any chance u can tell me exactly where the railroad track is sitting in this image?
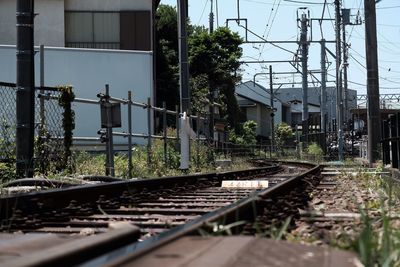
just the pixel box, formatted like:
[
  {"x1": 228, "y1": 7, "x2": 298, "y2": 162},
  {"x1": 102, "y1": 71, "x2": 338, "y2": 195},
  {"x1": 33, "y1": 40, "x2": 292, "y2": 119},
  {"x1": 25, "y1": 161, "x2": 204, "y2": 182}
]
[{"x1": 0, "y1": 161, "x2": 320, "y2": 267}]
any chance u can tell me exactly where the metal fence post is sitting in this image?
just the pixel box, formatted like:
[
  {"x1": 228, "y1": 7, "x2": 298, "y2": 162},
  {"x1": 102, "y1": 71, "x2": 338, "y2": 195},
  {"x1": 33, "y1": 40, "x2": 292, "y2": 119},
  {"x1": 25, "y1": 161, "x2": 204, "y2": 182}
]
[
  {"x1": 396, "y1": 112, "x2": 400, "y2": 169},
  {"x1": 128, "y1": 91, "x2": 133, "y2": 178},
  {"x1": 39, "y1": 45, "x2": 45, "y2": 127},
  {"x1": 38, "y1": 45, "x2": 45, "y2": 174},
  {"x1": 105, "y1": 85, "x2": 115, "y2": 177},
  {"x1": 390, "y1": 115, "x2": 398, "y2": 168},
  {"x1": 382, "y1": 119, "x2": 390, "y2": 165},
  {"x1": 196, "y1": 113, "x2": 200, "y2": 169},
  {"x1": 163, "y1": 101, "x2": 167, "y2": 165},
  {"x1": 147, "y1": 97, "x2": 152, "y2": 165}
]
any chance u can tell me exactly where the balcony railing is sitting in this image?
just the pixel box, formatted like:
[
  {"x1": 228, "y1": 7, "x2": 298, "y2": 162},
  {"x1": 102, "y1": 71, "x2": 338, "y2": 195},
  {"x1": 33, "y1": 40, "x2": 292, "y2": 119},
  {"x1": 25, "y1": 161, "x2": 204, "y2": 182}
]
[{"x1": 66, "y1": 42, "x2": 120, "y2": 50}]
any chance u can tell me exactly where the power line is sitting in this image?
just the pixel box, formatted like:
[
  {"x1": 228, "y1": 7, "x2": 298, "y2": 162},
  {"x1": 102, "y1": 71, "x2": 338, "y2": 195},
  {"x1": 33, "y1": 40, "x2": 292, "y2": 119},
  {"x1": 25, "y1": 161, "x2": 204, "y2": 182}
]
[
  {"x1": 349, "y1": 51, "x2": 400, "y2": 85},
  {"x1": 237, "y1": 24, "x2": 297, "y2": 55},
  {"x1": 259, "y1": 0, "x2": 283, "y2": 60},
  {"x1": 261, "y1": 0, "x2": 278, "y2": 39},
  {"x1": 378, "y1": 23, "x2": 400, "y2": 28},
  {"x1": 242, "y1": 0, "x2": 309, "y2": 6},
  {"x1": 265, "y1": 0, "x2": 282, "y2": 41},
  {"x1": 376, "y1": 5, "x2": 400, "y2": 10},
  {"x1": 283, "y1": 0, "x2": 325, "y2": 4},
  {"x1": 197, "y1": 0, "x2": 209, "y2": 25}
]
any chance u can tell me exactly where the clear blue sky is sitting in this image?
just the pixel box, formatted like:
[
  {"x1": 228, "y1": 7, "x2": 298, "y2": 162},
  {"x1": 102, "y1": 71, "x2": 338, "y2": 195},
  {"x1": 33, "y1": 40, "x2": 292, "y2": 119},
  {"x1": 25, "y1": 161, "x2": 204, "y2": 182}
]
[{"x1": 160, "y1": 0, "x2": 400, "y2": 101}]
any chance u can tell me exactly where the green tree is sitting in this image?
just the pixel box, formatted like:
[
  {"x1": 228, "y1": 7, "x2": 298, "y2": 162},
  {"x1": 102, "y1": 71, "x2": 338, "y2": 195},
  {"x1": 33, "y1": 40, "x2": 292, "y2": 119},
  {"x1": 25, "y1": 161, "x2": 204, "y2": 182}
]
[
  {"x1": 189, "y1": 74, "x2": 209, "y2": 115},
  {"x1": 155, "y1": 4, "x2": 179, "y2": 110},
  {"x1": 189, "y1": 27, "x2": 243, "y2": 129},
  {"x1": 228, "y1": 120, "x2": 257, "y2": 145},
  {"x1": 155, "y1": 5, "x2": 243, "y2": 131}
]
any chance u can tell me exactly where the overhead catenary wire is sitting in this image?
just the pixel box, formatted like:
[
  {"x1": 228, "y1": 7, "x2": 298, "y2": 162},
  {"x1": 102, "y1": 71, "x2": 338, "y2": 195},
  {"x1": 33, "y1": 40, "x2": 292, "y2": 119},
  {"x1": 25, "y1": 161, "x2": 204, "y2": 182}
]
[
  {"x1": 283, "y1": 0, "x2": 326, "y2": 4},
  {"x1": 197, "y1": 0, "x2": 209, "y2": 25},
  {"x1": 237, "y1": 23, "x2": 297, "y2": 55}
]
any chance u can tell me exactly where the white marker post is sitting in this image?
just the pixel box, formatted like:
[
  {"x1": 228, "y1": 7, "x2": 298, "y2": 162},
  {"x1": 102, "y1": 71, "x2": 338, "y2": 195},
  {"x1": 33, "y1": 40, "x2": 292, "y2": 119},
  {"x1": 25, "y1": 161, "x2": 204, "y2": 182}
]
[{"x1": 179, "y1": 112, "x2": 196, "y2": 170}]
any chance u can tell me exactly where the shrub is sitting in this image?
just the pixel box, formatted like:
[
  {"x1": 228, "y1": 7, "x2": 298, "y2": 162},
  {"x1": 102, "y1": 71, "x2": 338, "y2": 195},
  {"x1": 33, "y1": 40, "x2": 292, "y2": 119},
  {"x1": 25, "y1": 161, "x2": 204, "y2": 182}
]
[{"x1": 307, "y1": 142, "x2": 324, "y2": 162}]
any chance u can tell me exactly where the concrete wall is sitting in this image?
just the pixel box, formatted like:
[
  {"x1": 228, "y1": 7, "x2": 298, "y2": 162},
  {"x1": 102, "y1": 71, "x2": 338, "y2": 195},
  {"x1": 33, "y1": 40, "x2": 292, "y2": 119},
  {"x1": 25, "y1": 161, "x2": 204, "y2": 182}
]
[
  {"x1": 0, "y1": 45, "x2": 153, "y2": 147},
  {"x1": 65, "y1": 0, "x2": 152, "y2": 11},
  {"x1": 237, "y1": 94, "x2": 271, "y2": 138},
  {"x1": 0, "y1": 0, "x2": 65, "y2": 47},
  {"x1": 236, "y1": 81, "x2": 280, "y2": 132}
]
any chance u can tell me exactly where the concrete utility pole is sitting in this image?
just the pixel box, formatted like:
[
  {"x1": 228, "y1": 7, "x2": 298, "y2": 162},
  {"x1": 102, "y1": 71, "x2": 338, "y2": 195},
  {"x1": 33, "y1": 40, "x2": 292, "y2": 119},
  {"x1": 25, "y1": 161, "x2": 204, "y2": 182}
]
[
  {"x1": 16, "y1": 0, "x2": 35, "y2": 177},
  {"x1": 342, "y1": 23, "x2": 349, "y2": 125},
  {"x1": 269, "y1": 65, "x2": 275, "y2": 149},
  {"x1": 334, "y1": 0, "x2": 344, "y2": 160},
  {"x1": 178, "y1": 0, "x2": 190, "y2": 114},
  {"x1": 300, "y1": 13, "x2": 309, "y2": 139},
  {"x1": 209, "y1": 0, "x2": 214, "y2": 140},
  {"x1": 320, "y1": 39, "x2": 327, "y2": 135},
  {"x1": 364, "y1": 0, "x2": 381, "y2": 165},
  {"x1": 177, "y1": 0, "x2": 191, "y2": 170},
  {"x1": 209, "y1": 0, "x2": 214, "y2": 33}
]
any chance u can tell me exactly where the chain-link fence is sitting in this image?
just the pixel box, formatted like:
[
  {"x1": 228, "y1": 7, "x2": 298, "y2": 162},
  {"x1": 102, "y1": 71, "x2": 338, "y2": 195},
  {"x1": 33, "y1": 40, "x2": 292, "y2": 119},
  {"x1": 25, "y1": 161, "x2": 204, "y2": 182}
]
[
  {"x1": 0, "y1": 83, "x2": 17, "y2": 163},
  {"x1": 0, "y1": 82, "x2": 69, "y2": 173}
]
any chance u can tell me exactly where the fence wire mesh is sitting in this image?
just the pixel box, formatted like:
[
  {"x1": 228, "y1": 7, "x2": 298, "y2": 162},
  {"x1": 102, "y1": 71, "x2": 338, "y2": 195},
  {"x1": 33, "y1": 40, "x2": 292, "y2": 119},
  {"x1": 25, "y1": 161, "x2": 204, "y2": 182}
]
[
  {"x1": 35, "y1": 88, "x2": 66, "y2": 172},
  {"x1": 0, "y1": 83, "x2": 17, "y2": 162},
  {"x1": 0, "y1": 82, "x2": 67, "y2": 173}
]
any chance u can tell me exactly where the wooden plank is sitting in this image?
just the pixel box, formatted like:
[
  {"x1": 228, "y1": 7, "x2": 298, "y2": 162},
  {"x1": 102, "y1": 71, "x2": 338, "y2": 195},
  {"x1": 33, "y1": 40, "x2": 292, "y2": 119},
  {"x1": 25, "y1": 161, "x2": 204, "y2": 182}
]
[{"x1": 118, "y1": 236, "x2": 362, "y2": 267}]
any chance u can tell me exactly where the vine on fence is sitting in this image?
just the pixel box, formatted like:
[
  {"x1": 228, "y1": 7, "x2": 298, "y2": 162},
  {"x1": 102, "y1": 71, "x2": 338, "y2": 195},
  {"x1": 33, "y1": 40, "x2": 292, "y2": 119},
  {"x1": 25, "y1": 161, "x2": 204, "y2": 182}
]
[{"x1": 58, "y1": 85, "x2": 75, "y2": 169}]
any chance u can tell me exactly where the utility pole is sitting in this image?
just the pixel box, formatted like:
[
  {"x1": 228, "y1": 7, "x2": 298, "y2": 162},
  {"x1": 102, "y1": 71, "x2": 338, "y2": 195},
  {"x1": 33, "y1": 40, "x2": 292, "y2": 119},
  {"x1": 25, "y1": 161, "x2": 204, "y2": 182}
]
[
  {"x1": 209, "y1": 0, "x2": 214, "y2": 140},
  {"x1": 269, "y1": 65, "x2": 275, "y2": 150},
  {"x1": 320, "y1": 39, "x2": 327, "y2": 135},
  {"x1": 334, "y1": 0, "x2": 344, "y2": 160},
  {"x1": 342, "y1": 23, "x2": 349, "y2": 126},
  {"x1": 178, "y1": 0, "x2": 190, "y2": 114},
  {"x1": 209, "y1": 0, "x2": 214, "y2": 33},
  {"x1": 177, "y1": 0, "x2": 191, "y2": 170},
  {"x1": 300, "y1": 13, "x2": 309, "y2": 140},
  {"x1": 16, "y1": 0, "x2": 35, "y2": 177},
  {"x1": 364, "y1": 0, "x2": 381, "y2": 165}
]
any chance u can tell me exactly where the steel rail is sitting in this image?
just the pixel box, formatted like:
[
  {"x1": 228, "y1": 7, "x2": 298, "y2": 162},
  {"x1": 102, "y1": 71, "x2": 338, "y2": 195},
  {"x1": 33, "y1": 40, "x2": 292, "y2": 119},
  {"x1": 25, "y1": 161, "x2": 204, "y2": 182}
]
[
  {"x1": 0, "y1": 162, "x2": 319, "y2": 267},
  {"x1": 0, "y1": 164, "x2": 281, "y2": 222},
  {"x1": 89, "y1": 162, "x2": 320, "y2": 267}
]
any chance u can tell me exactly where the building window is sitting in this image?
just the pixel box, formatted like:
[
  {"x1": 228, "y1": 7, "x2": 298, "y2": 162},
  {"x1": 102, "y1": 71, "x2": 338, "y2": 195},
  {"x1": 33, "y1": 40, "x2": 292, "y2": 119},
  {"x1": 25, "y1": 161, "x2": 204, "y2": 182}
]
[
  {"x1": 65, "y1": 11, "x2": 151, "y2": 51},
  {"x1": 65, "y1": 12, "x2": 120, "y2": 49}
]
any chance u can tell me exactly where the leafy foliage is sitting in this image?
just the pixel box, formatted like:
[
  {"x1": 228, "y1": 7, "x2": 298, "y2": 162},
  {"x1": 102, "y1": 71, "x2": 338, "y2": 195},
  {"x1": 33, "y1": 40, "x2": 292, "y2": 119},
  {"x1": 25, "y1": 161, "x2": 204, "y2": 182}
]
[
  {"x1": 307, "y1": 142, "x2": 324, "y2": 162},
  {"x1": 229, "y1": 120, "x2": 258, "y2": 145},
  {"x1": 189, "y1": 27, "x2": 243, "y2": 128},
  {"x1": 0, "y1": 162, "x2": 16, "y2": 182},
  {"x1": 274, "y1": 122, "x2": 294, "y2": 147},
  {"x1": 155, "y1": 4, "x2": 179, "y2": 110},
  {"x1": 274, "y1": 122, "x2": 294, "y2": 156},
  {"x1": 58, "y1": 85, "x2": 75, "y2": 169},
  {"x1": 155, "y1": 4, "x2": 243, "y2": 130},
  {"x1": 189, "y1": 74, "x2": 210, "y2": 115}
]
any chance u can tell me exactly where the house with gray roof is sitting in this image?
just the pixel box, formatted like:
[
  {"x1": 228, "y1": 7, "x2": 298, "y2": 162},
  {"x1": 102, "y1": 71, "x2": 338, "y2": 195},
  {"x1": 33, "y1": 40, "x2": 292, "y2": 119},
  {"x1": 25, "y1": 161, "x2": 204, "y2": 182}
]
[{"x1": 235, "y1": 81, "x2": 291, "y2": 139}]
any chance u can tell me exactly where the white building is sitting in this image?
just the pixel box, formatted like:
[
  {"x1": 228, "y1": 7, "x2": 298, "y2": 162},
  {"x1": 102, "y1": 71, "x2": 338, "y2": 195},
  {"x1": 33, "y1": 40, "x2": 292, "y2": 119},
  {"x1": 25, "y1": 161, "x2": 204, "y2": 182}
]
[
  {"x1": 0, "y1": 0, "x2": 158, "y2": 51},
  {"x1": 0, "y1": 0, "x2": 160, "y2": 148}
]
